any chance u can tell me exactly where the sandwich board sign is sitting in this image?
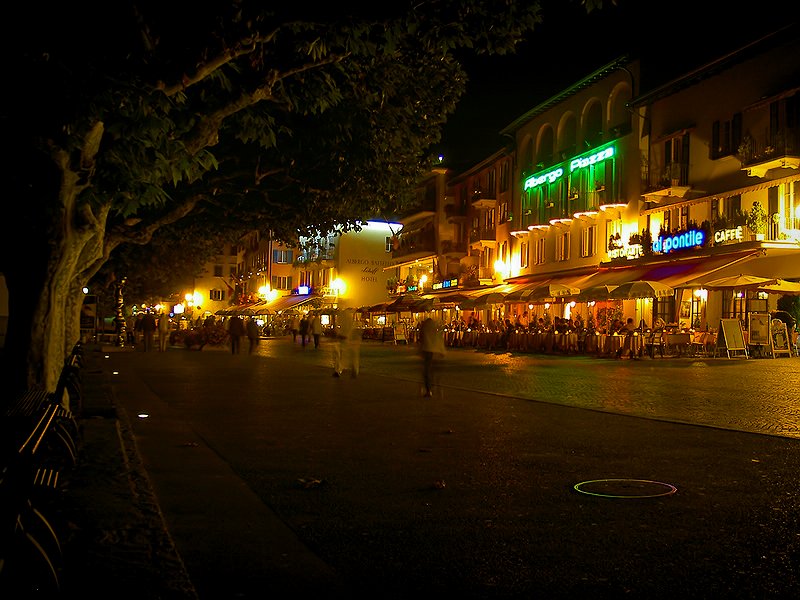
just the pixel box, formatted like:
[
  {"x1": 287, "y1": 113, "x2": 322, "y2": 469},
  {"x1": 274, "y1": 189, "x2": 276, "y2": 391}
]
[{"x1": 716, "y1": 319, "x2": 748, "y2": 359}]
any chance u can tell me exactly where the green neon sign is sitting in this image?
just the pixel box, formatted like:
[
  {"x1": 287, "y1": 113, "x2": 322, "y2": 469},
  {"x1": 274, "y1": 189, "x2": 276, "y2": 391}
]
[
  {"x1": 524, "y1": 167, "x2": 563, "y2": 190},
  {"x1": 569, "y1": 146, "x2": 614, "y2": 171},
  {"x1": 523, "y1": 144, "x2": 616, "y2": 191}
]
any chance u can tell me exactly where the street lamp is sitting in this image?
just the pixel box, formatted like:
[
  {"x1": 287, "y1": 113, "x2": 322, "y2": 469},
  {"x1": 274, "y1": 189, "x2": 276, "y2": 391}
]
[{"x1": 331, "y1": 278, "x2": 346, "y2": 307}]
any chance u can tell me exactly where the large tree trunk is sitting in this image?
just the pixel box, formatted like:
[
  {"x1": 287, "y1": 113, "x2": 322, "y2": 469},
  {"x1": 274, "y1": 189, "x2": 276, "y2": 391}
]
[{"x1": 2, "y1": 149, "x2": 109, "y2": 410}]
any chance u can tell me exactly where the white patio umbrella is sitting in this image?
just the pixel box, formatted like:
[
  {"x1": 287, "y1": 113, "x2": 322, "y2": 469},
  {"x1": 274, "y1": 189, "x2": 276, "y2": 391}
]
[
  {"x1": 693, "y1": 274, "x2": 778, "y2": 290},
  {"x1": 757, "y1": 279, "x2": 800, "y2": 295},
  {"x1": 576, "y1": 284, "x2": 618, "y2": 302},
  {"x1": 608, "y1": 280, "x2": 674, "y2": 299},
  {"x1": 527, "y1": 283, "x2": 581, "y2": 301}
]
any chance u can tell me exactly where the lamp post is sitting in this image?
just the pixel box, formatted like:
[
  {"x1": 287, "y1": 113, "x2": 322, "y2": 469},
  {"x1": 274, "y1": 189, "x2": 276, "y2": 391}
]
[{"x1": 114, "y1": 277, "x2": 127, "y2": 347}]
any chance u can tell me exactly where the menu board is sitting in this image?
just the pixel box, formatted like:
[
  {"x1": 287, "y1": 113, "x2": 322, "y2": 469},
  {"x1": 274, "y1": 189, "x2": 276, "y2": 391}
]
[
  {"x1": 717, "y1": 318, "x2": 748, "y2": 358},
  {"x1": 748, "y1": 313, "x2": 771, "y2": 346},
  {"x1": 771, "y1": 320, "x2": 792, "y2": 357}
]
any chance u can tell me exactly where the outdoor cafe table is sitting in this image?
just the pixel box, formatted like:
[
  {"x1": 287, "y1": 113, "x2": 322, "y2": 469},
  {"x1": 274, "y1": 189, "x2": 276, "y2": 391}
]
[
  {"x1": 595, "y1": 333, "x2": 645, "y2": 357},
  {"x1": 691, "y1": 331, "x2": 716, "y2": 356},
  {"x1": 553, "y1": 332, "x2": 579, "y2": 353},
  {"x1": 665, "y1": 332, "x2": 692, "y2": 356},
  {"x1": 597, "y1": 334, "x2": 623, "y2": 356}
]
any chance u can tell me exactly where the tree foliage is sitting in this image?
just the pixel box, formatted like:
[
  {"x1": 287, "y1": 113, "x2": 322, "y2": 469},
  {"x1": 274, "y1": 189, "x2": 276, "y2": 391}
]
[{"x1": 1, "y1": 0, "x2": 545, "y2": 395}]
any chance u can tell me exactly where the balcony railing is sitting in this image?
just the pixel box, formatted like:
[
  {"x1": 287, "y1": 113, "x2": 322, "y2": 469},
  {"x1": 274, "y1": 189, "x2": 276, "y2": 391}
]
[
  {"x1": 645, "y1": 161, "x2": 689, "y2": 192},
  {"x1": 392, "y1": 227, "x2": 436, "y2": 259},
  {"x1": 469, "y1": 228, "x2": 496, "y2": 244},
  {"x1": 440, "y1": 239, "x2": 467, "y2": 255},
  {"x1": 738, "y1": 129, "x2": 798, "y2": 174}
]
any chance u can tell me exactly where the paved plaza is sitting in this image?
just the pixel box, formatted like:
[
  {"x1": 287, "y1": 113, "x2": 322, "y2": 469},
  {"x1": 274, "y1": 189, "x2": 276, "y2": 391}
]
[{"x1": 60, "y1": 338, "x2": 800, "y2": 598}]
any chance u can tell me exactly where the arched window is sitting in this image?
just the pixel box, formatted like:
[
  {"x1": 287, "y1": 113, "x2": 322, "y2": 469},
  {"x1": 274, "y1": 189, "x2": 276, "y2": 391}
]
[
  {"x1": 536, "y1": 126, "x2": 555, "y2": 169},
  {"x1": 558, "y1": 113, "x2": 577, "y2": 161},
  {"x1": 583, "y1": 101, "x2": 604, "y2": 149}
]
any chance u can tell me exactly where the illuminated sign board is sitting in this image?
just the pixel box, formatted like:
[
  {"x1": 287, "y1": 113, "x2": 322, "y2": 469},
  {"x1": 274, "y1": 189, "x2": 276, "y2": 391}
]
[
  {"x1": 652, "y1": 229, "x2": 705, "y2": 254},
  {"x1": 569, "y1": 146, "x2": 614, "y2": 172},
  {"x1": 432, "y1": 278, "x2": 458, "y2": 291},
  {"x1": 714, "y1": 227, "x2": 743, "y2": 243},
  {"x1": 608, "y1": 244, "x2": 643, "y2": 260},
  {"x1": 524, "y1": 145, "x2": 615, "y2": 191},
  {"x1": 524, "y1": 168, "x2": 563, "y2": 190}
]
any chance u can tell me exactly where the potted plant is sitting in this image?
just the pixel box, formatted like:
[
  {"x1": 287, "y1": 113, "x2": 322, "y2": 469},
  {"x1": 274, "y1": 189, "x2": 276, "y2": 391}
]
[{"x1": 747, "y1": 201, "x2": 767, "y2": 240}]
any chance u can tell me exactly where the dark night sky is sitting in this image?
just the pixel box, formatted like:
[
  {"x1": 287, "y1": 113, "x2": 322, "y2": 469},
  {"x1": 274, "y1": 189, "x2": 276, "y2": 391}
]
[{"x1": 437, "y1": 0, "x2": 798, "y2": 171}]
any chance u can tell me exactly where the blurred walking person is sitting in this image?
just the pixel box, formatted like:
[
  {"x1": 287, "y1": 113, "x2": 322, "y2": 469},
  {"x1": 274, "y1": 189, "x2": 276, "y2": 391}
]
[
  {"x1": 141, "y1": 311, "x2": 157, "y2": 352},
  {"x1": 228, "y1": 315, "x2": 245, "y2": 354},
  {"x1": 299, "y1": 314, "x2": 310, "y2": 348},
  {"x1": 246, "y1": 317, "x2": 260, "y2": 354},
  {"x1": 158, "y1": 311, "x2": 170, "y2": 352},
  {"x1": 310, "y1": 313, "x2": 323, "y2": 349},
  {"x1": 419, "y1": 314, "x2": 445, "y2": 397},
  {"x1": 333, "y1": 308, "x2": 361, "y2": 378}
]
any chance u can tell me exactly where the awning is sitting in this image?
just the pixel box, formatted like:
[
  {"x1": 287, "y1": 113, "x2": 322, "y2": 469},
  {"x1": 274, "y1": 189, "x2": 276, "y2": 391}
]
[
  {"x1": 579, "y1": 250, "x2": 761, "y2": 290},
  {"x1": 382, "y1": 254, "x2": 437, "y2": 271},
  {"x1": 216, "y1": 303, "x2": 261, "y2": 316},
  {"x1": 504, "y1": 272, "x2": 596, "y2": 303},
  {"x1": 259, "y1": 294, "x2": 322, "y2": 313},
  {"x1": 642, "y1": 173, "x2": 800, "y2": 215},
  {"x1": 397, "y1": 217, "x2": 434, "y2": 235},
  {"x1": 386, "y1": 295, "x2": 433, "y2": 313}
]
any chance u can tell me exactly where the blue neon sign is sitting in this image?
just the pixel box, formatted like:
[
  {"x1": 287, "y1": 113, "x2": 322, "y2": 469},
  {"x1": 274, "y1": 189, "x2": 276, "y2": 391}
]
[{"x1": 652, "y1": 229, "x2": 705, "y2": 254}]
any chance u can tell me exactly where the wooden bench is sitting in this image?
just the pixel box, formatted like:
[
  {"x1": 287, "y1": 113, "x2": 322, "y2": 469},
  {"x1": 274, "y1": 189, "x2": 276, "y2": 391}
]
[
  {"x1": 1, "y1": 403, "x2": 66, "y2": 595},
  {"x1": 6, "y1": 347, "x2": 84, "y2": 468}
]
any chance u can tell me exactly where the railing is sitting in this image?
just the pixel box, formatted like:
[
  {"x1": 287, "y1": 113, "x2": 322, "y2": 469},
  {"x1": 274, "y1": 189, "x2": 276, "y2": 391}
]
[
  {"x1": 440, "y1": 239, "x2": 467, "y2": 254},
  {"x1": 739, "y1": 128, "x2": 798, "y2": 166},
  {"x1": 469, "y1": 228, "x2": 496, "y2": 244},
  {"x1": 392, "y1": 228, "x2": 436, "y2": 259}
]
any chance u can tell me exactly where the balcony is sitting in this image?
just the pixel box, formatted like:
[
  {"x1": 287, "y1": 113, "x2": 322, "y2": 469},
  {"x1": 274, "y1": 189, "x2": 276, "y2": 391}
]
[
  {"x1": 440, "y1": 239, "x2": 467, "y2": 256},
  {"x1": 643, "y1": 162, "x2": 691, "y2": 200},
  {"x1": 469, "y1": 227, "x2": 497, "y2": 250},
  {"x1": 739, "y1": 129, "x2": 799, "y2": 177},
  {"x1": 444, "y1": 203, "x2": 468, "y2": 222},
  {"x1": 471, "y1": 189, "x2": 497, "y2": 210},
  {"x1": 392, "y1": 221, "x2": 436, "y2": 261}
]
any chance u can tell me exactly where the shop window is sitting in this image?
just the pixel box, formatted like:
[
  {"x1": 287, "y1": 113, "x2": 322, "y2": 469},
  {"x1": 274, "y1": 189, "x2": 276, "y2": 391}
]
[
  {"x1": 520, "y1": 241, "x2": 529, "y2": 268},
  {"x1": 272, "y1": 275, "x2": 293, "y2": 290},
  {"x1": 581, "y1": 226, "x2": 596, "y2": 258},
  {"x1": 710, "y1": 113, "x2": 742, "y2": 159},
  {"x1": 484, "y1": 209, "x2": 495, "y2": 230},
  {"x1": 556, "y1": 232, "x2": 570, "y2": 262},
  {"x1": 500, "y1": 162, "x2": 510, "y2": 193},
  {"x1": 272, "y1": 249, "x2": 293, "y2": 263},
  {"x1": 498, "y1": 200, "x2": 509, "y2": 223},
  {"x1": 654, "y1": 297, "x2": 675, "y2": 326},
  {"x1": 535, "y1": 238, "x2": 546, "y2": 265},
  {"x1": 662, "y1": 210, "x2": 671, "y2": 235}
]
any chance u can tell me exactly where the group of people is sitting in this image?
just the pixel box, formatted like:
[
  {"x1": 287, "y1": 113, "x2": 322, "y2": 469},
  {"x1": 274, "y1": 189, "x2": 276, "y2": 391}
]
[
  {"x1": 127, "y1": 311, "x2": 171, "y2": 352},
  {"x1": 290, "y1": 313, "x2": 323, "y2": 349},
  {"x1": 225, "y1": 315, "x2": 262, "y2": 354}
]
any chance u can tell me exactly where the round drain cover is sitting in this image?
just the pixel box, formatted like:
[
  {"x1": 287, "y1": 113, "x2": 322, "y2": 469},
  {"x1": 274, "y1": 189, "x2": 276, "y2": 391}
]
[{"x1": 574, "y1": 478, "x2": 677, "y2": 499}]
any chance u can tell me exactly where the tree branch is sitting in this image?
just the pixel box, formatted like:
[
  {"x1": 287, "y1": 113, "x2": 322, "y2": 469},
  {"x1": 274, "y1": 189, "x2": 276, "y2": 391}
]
[
  {"x1": 107, "y1": 194, "x2": 205, "y2": 247},
  {"x1": 156, "y1": 29, "x2": 281, "y2": 97}
]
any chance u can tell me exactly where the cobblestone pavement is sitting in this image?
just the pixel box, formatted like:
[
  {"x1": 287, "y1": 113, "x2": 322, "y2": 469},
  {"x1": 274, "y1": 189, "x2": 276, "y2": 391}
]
[
  {"x1": 258, "y1": 339, "x2": 800, "y2": 439},
  {"x1": 83, "y1": 337, "x2": 800, "y2": 599}
]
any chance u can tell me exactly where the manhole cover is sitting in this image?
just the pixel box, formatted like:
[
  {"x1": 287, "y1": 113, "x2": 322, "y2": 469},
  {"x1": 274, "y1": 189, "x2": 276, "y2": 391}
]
[{"x1": 574, "y1": 478, "x2": 677, "y2": 499}]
